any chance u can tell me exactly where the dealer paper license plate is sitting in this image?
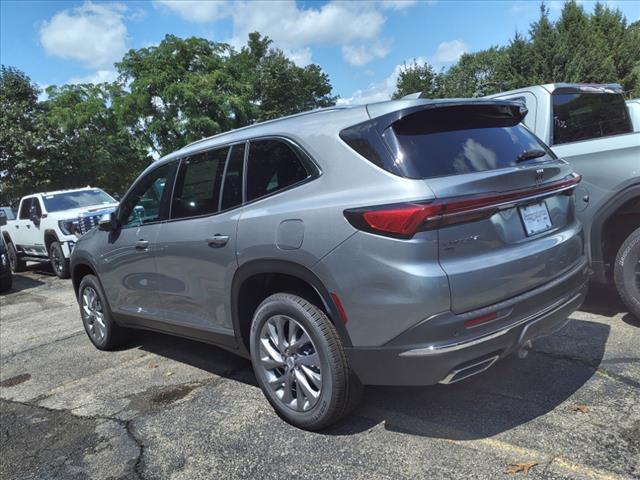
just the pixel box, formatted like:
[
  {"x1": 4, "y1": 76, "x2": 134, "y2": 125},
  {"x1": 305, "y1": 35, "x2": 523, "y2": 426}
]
[{"x1": 519, "y1": 202, "x2": 552, "y2": 236}]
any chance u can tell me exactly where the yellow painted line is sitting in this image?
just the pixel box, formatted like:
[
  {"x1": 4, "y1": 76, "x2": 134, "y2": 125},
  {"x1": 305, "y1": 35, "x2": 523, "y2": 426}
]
[{"x1": 452, "y1": 437, "x2": 626, "y2": 480}]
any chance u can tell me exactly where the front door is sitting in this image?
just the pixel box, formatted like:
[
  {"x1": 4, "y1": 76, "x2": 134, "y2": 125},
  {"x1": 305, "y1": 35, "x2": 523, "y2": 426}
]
[
  {"x1": 154, "y1": 144, "x2": 245, "y2": 335},
  {"x1": 99, "y1": 161, "x2": 178, "y2": 322}
]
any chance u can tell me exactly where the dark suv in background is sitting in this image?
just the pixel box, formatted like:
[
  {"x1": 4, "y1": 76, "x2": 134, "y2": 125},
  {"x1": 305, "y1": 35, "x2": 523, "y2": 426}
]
[{"x1": 71, "y1": 98, "x2": 589, "y2": 429}]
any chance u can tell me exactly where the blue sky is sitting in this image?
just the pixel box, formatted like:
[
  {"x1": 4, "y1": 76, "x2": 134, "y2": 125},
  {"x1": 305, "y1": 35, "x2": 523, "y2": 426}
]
[{"x1": 1, "y1": 0, "x2": 639, "y2": 104}]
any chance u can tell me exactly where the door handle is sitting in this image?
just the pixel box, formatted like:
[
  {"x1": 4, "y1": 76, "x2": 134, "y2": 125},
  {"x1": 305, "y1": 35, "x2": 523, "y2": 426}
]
[
  {"x1": 206, "y1": 234, "x2": 229, "y2": 248},
  {"x1": 135, "y1": 240, "x2": 149, "y2": 250}
]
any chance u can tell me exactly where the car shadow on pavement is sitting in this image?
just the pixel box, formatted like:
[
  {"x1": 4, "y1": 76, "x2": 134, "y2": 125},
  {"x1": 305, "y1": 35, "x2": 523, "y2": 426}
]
[
  {"x1": 125, "y1": 331, "x2": 253, "y2": 381},
  {"x1": 2, "y1": 274, "x2": 46, "y2": 295},
  {"x1": 326, "y1": 318, "x2": 609, "y2": 440},
  {"x1": 120, "y1": 316, "x2": 609, "y2": 442},
  {"x1": 580, "y1": 282, "x2": 627, "y2": 318}
]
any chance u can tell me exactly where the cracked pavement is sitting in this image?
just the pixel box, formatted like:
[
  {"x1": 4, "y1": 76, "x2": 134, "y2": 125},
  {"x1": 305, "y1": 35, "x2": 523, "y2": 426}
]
[{"x1": 1, "y1": 265, "x2": 639, "y2": 479}]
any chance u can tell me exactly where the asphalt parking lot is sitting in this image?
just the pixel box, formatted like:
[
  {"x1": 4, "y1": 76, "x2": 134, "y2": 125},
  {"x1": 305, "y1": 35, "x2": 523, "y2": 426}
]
[{"x1": 1, "y1": 266, "x2": 638, "y2": 480}]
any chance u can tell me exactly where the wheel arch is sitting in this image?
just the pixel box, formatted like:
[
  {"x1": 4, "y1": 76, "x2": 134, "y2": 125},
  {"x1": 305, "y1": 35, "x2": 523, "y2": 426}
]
[
  {"x1": 71, "y1": 261, "x2": 98, "y2": 298},
  {"x1": 2, "y1": 231, "x2": 12, "y2": 245},
  {"x1": 44, "y1": 229, "x2": 60, "y2": 254},
  {"x1": 231, "y1": 259, "x2": 352, "y2": 357},
  {"x1": 590, "y1": 184, "x2": 640, "y2": 283}
]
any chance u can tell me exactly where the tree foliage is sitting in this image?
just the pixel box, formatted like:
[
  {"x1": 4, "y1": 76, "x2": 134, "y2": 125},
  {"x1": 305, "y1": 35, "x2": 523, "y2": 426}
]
[
  {"x1": 393, "y1": 1, "x2": 640, "y2": 99},
  {"x1": 1, "y1": 33, "x2": 336, "y2": 204}
]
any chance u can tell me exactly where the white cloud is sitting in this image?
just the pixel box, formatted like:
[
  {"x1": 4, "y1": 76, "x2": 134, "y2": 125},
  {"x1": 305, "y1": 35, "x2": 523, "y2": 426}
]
[
  {"x1": 39, "y1": 2, "x2": 128, "y2": 69},
  {"x1": 380, "y1": 0, "x2": 418, "y2": 11},
  {"x1": 342, "y1": 40, "x2": 392, "y2": 67},
  {"x1": 338, "y1": 57, "x2": 428, "y2": 105},
  {"x1": 431, "y1": 39, "x2": 467, "y2": 65},
  {"x1": 231, "y1": 1, "x2": 385, "y2": 50},
  {"x1": 164, "y1": 1, "x2": 405, "y2": 66},
  {"x1": 154, "y1": 0, "x2": 230, "y2": 23},
  {"x1": 282, "y1": 47, "x2": 312, "y2": 67},
  {"x1": 69, "y1": 69, "x2": 119, "y2": 84}
]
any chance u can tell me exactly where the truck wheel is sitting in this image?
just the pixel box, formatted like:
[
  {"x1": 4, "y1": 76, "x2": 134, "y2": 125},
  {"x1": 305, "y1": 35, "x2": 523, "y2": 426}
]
[
  {"x1": 614, "y1": 227, "x2": 640, "y2": 320},
  {"x1": 49, "y1": 242, "x2": 70, "y2": 279},
  {"x1": 250, "y1": 293, "x2": 362, "y2": 430},
  {"x1": 7, "y1": 243, "x2": 26, "y2": 273},
  {"x1": 79, "y1": 274, "x2": 129, "y2": 350}
]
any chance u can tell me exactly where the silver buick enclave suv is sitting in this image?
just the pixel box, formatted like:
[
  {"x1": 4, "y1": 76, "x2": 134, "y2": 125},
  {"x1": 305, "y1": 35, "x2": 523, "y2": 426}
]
[{"x1": 71, "y1": 98, "x2": 589, "y2": 430}]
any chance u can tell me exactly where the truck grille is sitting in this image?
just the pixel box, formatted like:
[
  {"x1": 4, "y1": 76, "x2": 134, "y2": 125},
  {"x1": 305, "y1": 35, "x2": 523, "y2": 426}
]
[{"x1": 76, "y1": 215, "x2": 101, "y2": 235}]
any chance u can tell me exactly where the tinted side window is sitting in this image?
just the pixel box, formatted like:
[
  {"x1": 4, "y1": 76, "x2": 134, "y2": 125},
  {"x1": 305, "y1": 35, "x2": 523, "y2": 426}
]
[
  {"x1": 221, "y1": 143, "x2": 245, "y2": 210},
  {"x1": 246, "y1": 140, "x2": 309, "y2": 202},
  {"x1": 31, "y1": 198, "x2": 42, "y2": 217},
  {"x1": 552, "y1": 93, "x2": 632, "y2": 145},
  {"x1": 119, "y1": 161, "x2": 178, "y2": 227},
  {"x1": 19, "y1": 198, "x2": 33, "y2": 219},
  {"x1": 171, "y1": 147, "x2": 228, "y2": 219}
]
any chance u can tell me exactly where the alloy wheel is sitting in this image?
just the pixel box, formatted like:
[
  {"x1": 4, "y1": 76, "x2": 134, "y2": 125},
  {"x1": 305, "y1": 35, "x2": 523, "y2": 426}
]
[
  {"x1": 51, "y1": 247, "x2": 63, "y2": 274},
  {"x1": 257, "y1": 314, "x2": 322, "y2": 412},
  {"x1": 82, "y1": 286, "x2": 106, "y2": 343}
]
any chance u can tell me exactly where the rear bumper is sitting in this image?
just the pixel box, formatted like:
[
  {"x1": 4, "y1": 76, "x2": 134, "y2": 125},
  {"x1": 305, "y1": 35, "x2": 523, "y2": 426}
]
[{"x1": 346, "y1": 257, "x2": 590, "y2": 386}]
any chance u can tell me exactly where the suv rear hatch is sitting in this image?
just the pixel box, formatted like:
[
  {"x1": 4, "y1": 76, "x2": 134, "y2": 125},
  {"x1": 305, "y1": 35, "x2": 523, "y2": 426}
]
[{"x1": 342, "y1": 100, "x2": 583, "y2": 313}]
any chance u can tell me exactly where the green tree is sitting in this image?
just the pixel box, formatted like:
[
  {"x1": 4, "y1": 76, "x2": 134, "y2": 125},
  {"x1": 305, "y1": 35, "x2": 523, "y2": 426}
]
[
  {"x1": 116, "y1": 33, "x2": 336, "y2": 156},
  {"x1": 392, "y1": 61, "x2": 440, "y2": 99},
  {"x1": 116, "y1": 35, "x2": 249, "y2": 157},
  {"x1": 43, "y1": 83, "x2": 150, "y2": 197},
  {"x1": 528, "y1": 2, "x2": 559, "y2": 84},
  {"x1": 0, "y1": 66, "x2": 48, "y2": 205},
  {"x1": 439, "y1": 47, "x2": 507, "y2": 97}
]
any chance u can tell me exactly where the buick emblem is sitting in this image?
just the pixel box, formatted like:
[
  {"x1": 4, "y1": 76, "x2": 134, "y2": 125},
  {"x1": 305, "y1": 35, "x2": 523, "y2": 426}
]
[{"x1": 535, "y1": 168, "x2": 544, "y2": 185}]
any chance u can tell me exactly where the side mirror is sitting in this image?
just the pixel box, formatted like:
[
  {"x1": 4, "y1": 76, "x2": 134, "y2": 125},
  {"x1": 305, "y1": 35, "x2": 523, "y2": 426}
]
[
  {"x1": 0, "y1": 213, "x2": 6, "y2": 227},
  {"x1": 98, "y1": 212, "x2": 118, "y2": 231},
  {"x1": 30, "y1": 213, "x2": 40, "y2": 226}
]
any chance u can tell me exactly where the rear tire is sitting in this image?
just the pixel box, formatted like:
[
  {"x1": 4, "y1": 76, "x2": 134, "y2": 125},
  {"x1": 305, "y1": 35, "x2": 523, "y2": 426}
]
[
  {"x1": 49, "y1": 242, "x2": 70, "y2": 279},
  {"x1": 614, "y1": 227, "x2": 640, "y2": 320},
  {"x1": 7, "y1": 243, "x2": 26, "y2": 273},
  {"x1": 250, "y1": 293, "x2": 362, "y2": 431},
  {"x1": 78, "y1": 274, "x2": 129, "y2": 350}
]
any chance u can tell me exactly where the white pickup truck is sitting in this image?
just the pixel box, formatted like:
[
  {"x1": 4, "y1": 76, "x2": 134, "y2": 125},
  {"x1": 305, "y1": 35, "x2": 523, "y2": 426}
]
[
  {"x1": 487, "y1": 83, "x2": 640, "y2": 318},
  {"x1": 0, "y1": 187, "x2": 118, "y2": 278}
]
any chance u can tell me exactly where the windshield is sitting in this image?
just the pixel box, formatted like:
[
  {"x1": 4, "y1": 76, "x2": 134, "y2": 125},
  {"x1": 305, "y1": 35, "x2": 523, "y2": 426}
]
[
  {"x1": 552, "y1": 92, "x2": 632, "y2": 145},
  {"x1": 42, "y1": 190, "x2": 115, "y2": 212}
]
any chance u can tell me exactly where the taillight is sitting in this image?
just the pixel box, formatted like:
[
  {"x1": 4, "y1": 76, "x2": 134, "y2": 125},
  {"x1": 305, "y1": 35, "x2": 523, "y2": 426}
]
[{"x1": 344, "y1": 173, "x2": 581, "y2": 238}]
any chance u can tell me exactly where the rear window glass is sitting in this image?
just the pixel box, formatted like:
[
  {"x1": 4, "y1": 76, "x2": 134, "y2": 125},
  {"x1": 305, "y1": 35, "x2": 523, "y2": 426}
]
[
  {"x1": 552, "y1": 93, "x2": 632, "y2": 145},
  {"x1": 381, "y1": 105, "x2": 554, "y2": 179}
]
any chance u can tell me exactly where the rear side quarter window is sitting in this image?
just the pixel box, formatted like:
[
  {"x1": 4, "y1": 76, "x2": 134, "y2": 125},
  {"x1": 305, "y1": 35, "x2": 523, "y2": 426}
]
[
  {"x1": 246, "y1": 139, "x2": 312, "y2": 202},
  {"x1": 552, "y1": 92, "x2": 632, "y2": 145}
]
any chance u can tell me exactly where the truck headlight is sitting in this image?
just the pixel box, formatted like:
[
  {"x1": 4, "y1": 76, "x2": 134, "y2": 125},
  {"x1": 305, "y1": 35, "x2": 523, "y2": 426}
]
[
  {"x1": 1, "y1": 253, "x2": 6, "y2": 266},
  {"x1": 59, "y1": 219, "x2": 79, "y2": 236}
]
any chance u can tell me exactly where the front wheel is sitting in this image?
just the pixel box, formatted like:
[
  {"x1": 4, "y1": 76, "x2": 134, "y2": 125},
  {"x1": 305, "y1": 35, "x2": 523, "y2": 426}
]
[
  {"x1": 7, "y1": 243, "x2": 26, "y2": 273},
  {"x1": 78, "y1": 274, "x2": 129, "y2": 350},
  {"x1": 614, "y1": 227, "x2": 640, "y2": 320},
  {"x1": 250, "y1": 293, "x2": 362, "y2": 430},
  {"x1": 49, "y1": 242, "x2": 70, "y2": 279}
]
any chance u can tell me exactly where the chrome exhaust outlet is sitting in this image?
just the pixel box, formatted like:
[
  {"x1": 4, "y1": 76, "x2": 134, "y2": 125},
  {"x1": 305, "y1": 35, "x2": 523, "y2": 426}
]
[
  {"x1": 517, "y1": 340, "x2": 533, "y2": 359},
  {"x1": 439, "y1": 355, "x2": 500, "y2": 385}
]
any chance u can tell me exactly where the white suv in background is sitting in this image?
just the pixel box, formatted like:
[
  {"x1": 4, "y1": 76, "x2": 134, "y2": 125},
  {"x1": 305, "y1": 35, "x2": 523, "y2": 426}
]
[{"x1": 0, "y1": 187, "x2": 118, "y2": 278}]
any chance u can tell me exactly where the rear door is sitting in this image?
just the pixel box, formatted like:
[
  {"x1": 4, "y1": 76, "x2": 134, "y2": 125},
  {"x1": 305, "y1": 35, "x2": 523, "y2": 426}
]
[{"x1": 376, "y1": 102, "x2": 583, "y2": 312}]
